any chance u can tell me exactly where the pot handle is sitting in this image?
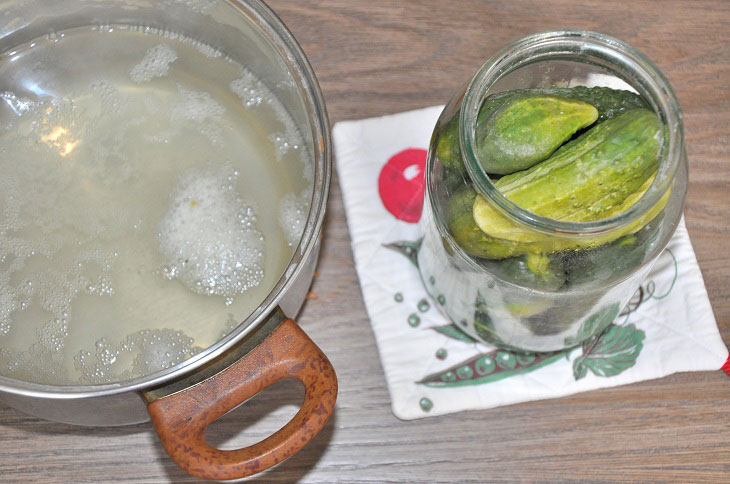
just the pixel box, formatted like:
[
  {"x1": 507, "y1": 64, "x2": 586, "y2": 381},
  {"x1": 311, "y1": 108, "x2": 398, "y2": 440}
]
[{"x1": 147, "y1": 318, "x2": 337, "y2": 481}]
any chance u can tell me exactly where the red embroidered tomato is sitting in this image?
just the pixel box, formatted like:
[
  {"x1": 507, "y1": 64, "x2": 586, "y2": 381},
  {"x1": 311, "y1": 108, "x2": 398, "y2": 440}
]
[{"x1": 378, "y1": 148, "x2": 427, "y2": 223}]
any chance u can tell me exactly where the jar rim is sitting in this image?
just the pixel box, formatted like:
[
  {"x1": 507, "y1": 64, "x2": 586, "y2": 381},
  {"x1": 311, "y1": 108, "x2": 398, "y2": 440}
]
[{"x1": 460, "y1": 30, "x2": 684, "y2": 236}]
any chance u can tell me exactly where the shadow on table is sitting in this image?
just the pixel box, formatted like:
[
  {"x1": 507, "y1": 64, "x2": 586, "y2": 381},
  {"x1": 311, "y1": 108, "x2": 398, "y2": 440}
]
[
  {"x1": 0, "y1": 402, "x2": 149, "y2": 437},
  {"x1": 0, "y1": 375, "x2": 335, "y2": 482}
]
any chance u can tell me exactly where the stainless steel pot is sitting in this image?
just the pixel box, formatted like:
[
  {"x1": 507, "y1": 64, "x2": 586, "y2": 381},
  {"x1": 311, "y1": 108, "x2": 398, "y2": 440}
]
[{"x1": 0, "y1": 1, "x2": 336, "y2": 480}]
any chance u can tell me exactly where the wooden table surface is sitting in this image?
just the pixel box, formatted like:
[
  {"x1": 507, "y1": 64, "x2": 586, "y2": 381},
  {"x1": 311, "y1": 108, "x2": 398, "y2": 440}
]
[{"x1": 2, "y1": 1, "x2": 730, "y2": 482}]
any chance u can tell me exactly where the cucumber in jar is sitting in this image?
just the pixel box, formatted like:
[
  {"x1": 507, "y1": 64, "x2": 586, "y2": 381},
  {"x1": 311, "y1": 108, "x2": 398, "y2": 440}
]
[
  {"x1": 472, "y1": 108, "x2": 665, "y2": 247},
  {"x1": 475, "y1": 94, "x2": 598, "y2": 174},
  {"x1": 562, "y1": 213, "x2": 665, "y2": 287},
  {"x1": 434, "y1": 86, "x2": 647, "y2": 176}
]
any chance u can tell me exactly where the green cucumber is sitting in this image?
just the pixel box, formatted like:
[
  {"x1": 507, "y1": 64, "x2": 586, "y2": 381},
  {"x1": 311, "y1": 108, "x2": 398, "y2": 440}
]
[
  {"x1": 445, "y1": 186, "x2": 522, "y2": 259},
  {"x1": 477, "y1": 86, "x2": 647, "y2": 125},
  {"x1": 435, "y1": 114, "x2": 464, "y2": 173},
  {"x1": 483, "y1": 253, "x2": 566, "y2": 291},
  {"x1": 447, "y1": 177, "x2": 668, "y2": 260},
  {"x1": 562, "y1": 213, "x2": 664, "y2": 287},
  {"x1": 476, "y1": 95, "x2": 598, "y2": 174},
  {"x1": 434, "y1": 86, "x2": 646, "y2": 174},
  {"x1": 542, "y1": 86, "x2": 648, "y2": 123},
  {"x1": 473, "y1": 108, "x2": 663, "y2": 243}
]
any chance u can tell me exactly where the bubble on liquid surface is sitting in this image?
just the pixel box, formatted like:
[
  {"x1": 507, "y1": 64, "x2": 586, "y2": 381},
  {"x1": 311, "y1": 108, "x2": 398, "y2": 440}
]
[
  {"x1": 131, "y1": 328, "x2": 197, "y2": 375},
  {"x1": 2, "y1": 343, "x2": 66, "y2": 383},
  {"x1": 0, "y1": 83, "x2": 125, "y2": 338},
  {"x1": 159, "y1": 167, "x2": 265, "y2": 298},
  {"x1": 130, "y1": 43, "x2": 178, "y2": 83},
  {"x1": 0, "y1": 290, "x2": 16, "y2": 335},
  {"x1": 171, "y1": 85, "x2": 225, "y2": 123},
  {"x1": 74, "y1": 328, "x2": 202, "y2": 384},
  {"x1": 229, "y1": 68, "x2": 309, "y2": 177},
  {"x1": 37, "y1": 317, "x2": 68, "y2": 352},
  {"x1": 279, "y1": 190, "x2": 309, "y2": 247},
  {"x1": 229, "y1": 69, "x2": 271, "y2": 108},
  {"x1": 270, "y1": 132, "x2": 301, "y2": 160}
]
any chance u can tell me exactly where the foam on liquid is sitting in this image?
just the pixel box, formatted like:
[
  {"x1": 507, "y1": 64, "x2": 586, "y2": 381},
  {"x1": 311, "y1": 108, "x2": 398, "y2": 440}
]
[
  {"x1": 159, "y1": 167, "x2": 265, "y2": 300},
  {"x1": 0, "y1": 27, "x2": 313, "y2": 385},
  {"x1": 130, "y1": 43, "x2": 179, "y2": 83}
]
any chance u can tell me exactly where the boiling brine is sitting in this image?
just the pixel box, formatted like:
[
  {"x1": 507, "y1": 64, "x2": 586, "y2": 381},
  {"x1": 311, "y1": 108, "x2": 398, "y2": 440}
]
[{"x1": 0, "y1": 26, "x2": 313, "y2": 385}]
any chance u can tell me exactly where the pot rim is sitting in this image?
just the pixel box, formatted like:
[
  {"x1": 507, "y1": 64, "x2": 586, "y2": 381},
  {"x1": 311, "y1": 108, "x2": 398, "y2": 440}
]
[{"x1": 0, "y1": 0, "x2": 331, "y2": 399}]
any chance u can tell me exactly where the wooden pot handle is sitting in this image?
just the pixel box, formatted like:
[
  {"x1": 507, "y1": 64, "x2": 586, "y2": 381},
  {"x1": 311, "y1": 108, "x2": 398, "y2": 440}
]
[{"x1": 147, "y1": 319, "x2": 337, "y2": 481}]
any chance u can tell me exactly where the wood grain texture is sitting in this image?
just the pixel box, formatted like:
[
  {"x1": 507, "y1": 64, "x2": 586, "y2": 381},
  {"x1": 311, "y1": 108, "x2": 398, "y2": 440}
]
[{"x1": 2, "y1": 1, "x2": 730, "y2": 482}]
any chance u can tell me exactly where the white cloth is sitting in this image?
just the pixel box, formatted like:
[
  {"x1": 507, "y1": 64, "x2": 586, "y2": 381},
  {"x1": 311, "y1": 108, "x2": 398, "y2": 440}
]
[{"x1": 333, "y1": 105, "x2": 728, "y2": 420}]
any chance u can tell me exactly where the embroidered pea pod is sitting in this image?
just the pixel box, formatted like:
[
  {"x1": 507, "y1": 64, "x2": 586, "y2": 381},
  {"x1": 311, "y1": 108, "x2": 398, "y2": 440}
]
[
  {"x1": 417, "y1": 320, "x2": 644, "y2": 387},
  {"x1": 418, "y1": 349, "x2": 565, "y2": 387}
]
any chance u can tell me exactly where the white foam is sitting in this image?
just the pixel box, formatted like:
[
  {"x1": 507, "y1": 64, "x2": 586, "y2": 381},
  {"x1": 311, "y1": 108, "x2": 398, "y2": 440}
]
[
  {"x1": 37, "y1": 317, "x2": 68, "y2": 352},
  {"x1": 131, "y1": 328, "x2": 198, "y2": 374},
  {"x1": 85, "y1": 275, "x2": 115, "y2": 297},
  {"x1": 229, "y1": 69, "x2": 305, "y2": 159},
  {"x1": 0, "y1": 90, "x2": 123, "y2": 334},
  {"x1": 89, "y1": 80, "x2": 126, "y2": 115},
  {"x1": 229, "y1": 69, "x2": 313, "y2": 185},
  {"x1": 279, "y1": 191, "x2": 310, "y2": 247},
  {"x1": 74, "y1": 339, "x2": 118, "y2": 383},
  {"x1": 159, "y1": 167, "x2": 265, "y2": 298},
  {"x1": 172, "y1": 85, "x2": 225, "y2": 122},
  {"x1": 1, "y1": 343, "x2": 66, "y2": 384},
  {"x1": 230, "y1": 71, "x2": 269, "y2": 108},
  {"x1": 0, "y1": 289, "x2": 16, "y2": 335},
  {"x1": 130, "y1": 43, "x2": 178, "y2": 83},
  {"x1": 128, "y1": 25, "x2": 222, "y2": 58},
  {"x1": 143, "y1": 86, "x2": 225, "y2": 145},
  {"x1": 74, "y1": 328, "x2": 202, "y2": 384}
]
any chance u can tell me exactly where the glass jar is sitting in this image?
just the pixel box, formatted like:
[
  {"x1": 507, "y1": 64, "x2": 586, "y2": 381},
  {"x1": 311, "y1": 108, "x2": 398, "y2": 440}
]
[{"x1": 418, "y1": 31, "x2": 686, "y2": 352}]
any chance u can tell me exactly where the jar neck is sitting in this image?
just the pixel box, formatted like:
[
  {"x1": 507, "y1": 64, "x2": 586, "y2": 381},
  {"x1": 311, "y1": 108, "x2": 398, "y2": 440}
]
[{"x1": 459, "y1": 30, "x2": 683, "y2": 237}]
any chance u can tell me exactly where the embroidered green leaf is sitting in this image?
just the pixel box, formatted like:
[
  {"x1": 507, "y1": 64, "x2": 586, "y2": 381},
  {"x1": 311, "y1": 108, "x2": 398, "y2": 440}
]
[
  {"x1": 431, "y1": 324, "x2": 478, "y2": 343},
  {"x1": 573, "y1": 323, "x2": 645, "y2": 380},
  {"x1": 418, "y1": 349, "x2": 565, "y2": 387},
  {"x1": 564, "y1": 302, "x2": 620, "y2": 347},
  {"x1": 383, "y1": 239, "x2": 422, "y2": 268}
]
